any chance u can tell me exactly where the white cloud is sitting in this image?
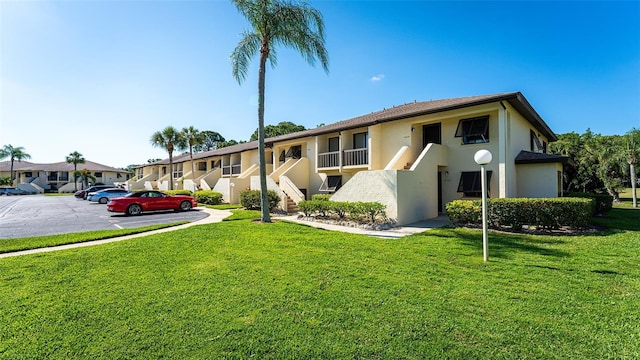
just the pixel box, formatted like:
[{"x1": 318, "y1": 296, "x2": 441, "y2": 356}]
[{"x1": 370, "y1": 74, "x2": 385, "y2": 82}]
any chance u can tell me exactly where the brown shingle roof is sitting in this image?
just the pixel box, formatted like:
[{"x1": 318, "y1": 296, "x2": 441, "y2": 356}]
[
  {"x1": 146, "y1": 92, "x2": 557, "y2": 164},
  {"x1": 515, "y1": 150, "x2": 570, "y2": 164},
  {"x1": 0, "y1": 160, "x2": 129, "y2": 173}
]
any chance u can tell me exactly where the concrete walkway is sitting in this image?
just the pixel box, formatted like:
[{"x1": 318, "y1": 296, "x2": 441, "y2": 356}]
[
  {"x1": 0, "y1": 208, "x2": 232, "y2": 259},
  {"x1": 1, "y1": 210, "x2": 450, "y2": 259},
  {"x1": 281, "y1": 214, "x2": 451, "y2": 239}
]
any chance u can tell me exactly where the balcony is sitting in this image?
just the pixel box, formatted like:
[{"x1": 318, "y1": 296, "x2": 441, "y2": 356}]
[
  {"x1": 343, "y1": 148, "x2": 368, "y2": 167},
  {"x1": 231, "y1": 164, "x2": 242, "y2": 175},
  {"x1": 222, "y1": 166, "x2": 231, "y2": 175},
  {"x1": 172, "y1": 171, "x2": 183, "y2": 179},
  {"x1": 317, "y1": 151, "x2": 340, "y2": 168},
  {"x1": 317, "y1": 148, "x2": 368, "y2": 169}
]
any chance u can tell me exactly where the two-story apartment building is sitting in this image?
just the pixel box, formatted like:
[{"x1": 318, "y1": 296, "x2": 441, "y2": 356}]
[
  {"x1": 0, "y1": 160, "x2": 130, "y2": 193},
  {"x1": 129, "y1": 92, "x2": 567, "y2": 225}
]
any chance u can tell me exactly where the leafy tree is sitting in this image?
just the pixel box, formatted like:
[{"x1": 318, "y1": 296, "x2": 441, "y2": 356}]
[
  {"x1": 231, "y1": 0, "x2": 329, "y2": 222},
  {"x1": 150, "y1": 126, "x2": 186, "y2": 190},
  {"x1": 73, "y1": 168, "x2": 96, "y2": 190},
  {"x1": 249, "y1": 121, "x2": 306, "y2": 141},
  {"x1": 65, "y1": 151, "x2": 85, "y2": 191},
  {"x1": 147, "y1": 158, "x2": 162, "y2": 164},
  {"x1": 217, "y1": 139, "x2": 241, "y2": 149},
  {"x1": 0, "y1": 176, "x2": 12, "y2": 186},
  {"x1": 182, "y1": 126, "x2": 204, "y2": 191},
  {"x1": 0, "y1": 144, "x2": 31, "y2": 185},
  {"x1": 194, "y1": 131, "x2": 226, "y2": 152}
]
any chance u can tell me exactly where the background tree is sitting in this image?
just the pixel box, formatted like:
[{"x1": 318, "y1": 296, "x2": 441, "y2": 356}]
[
  {"x1": 217, "y1": 139, "x2": 242, "y2": 149},
  {"x1": 147, "y1": 158, "x2": 162, "y2": 164},
  {"x1": 231, "y1": 0, "x2": 329, "y2": 222},
  {"x1": 249, "y1": 121, "x2": 306, "y2": 141},
  {"x1": 150, "y1": 126, "x2": 186, "y2": 190},
  {"x1": 73, "y1": 168, "x2": 96, "y2": 190},
  {"x1": 0, "y1": 144, "x2": 31, "y2": 185},
  {"x1": 182, "y1": 126, "x2": 204, "y2": 191},
  {"x1": 0, "y1": 176, "x2": 12, "y2": 186},
  {"x1": 194, "y1": 131, "x2": 226, "y2": 152},
  {"x1": 65, "y1": 151, "x2": 85, "y2": 191}
]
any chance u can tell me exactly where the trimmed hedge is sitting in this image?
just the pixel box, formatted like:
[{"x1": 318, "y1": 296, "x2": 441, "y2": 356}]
[
  {"x1": 565, "y1": 192, "x2": 613, "y2": 215},
  {"x1": 446, "y1": 197, "x2": 593, "y2": 231},
  {"x1": 240, "y1": 190, "x2": 281, "y2": 211},
  {"x1": 194, "y1": 190, "x2": 223, "y2": 205},
  {"x1": 165, "y1": 190, "x2": 193, "y2": 196},
  {"x1": 312, "y1": 194, "x2": 332, "y2": 201},
  {"x1": 298, "y1": 200, "x2": 388, "y2": 224}
]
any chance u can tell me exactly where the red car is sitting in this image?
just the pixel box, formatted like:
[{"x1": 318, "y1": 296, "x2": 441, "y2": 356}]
[{"x1": 107, "y1": 190, "x2": 197, "y2": 216}]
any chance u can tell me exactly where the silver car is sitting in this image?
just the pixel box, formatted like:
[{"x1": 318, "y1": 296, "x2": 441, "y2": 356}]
[{"x1": 87, "y1": 188, "x2": 130, "y2": 204}]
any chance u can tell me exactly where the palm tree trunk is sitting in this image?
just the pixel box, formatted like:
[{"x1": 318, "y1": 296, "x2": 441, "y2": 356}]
[
  {"x1": 631, "y1": 162, "x2": 637, "y2": 208},
  {"x1": 73, "y1": 164, "x2": 78, "y2": 191},
  {"x1": 190, "y1": 146, "x2": 196, "y2": 192},
  {"x1": 10, "y1": 158, "x2": 15, "y2": 186},
  {"x1": 169, "y1": 152, "x2": 174, "y2": 191},
  {"x1": 257, "y1": 46, "x2": 271, "y2": 223}
]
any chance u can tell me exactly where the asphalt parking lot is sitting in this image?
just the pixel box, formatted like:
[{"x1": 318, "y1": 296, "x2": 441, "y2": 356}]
[{"x1": 0, "y1": 194, "x2": 208, "y2": 239}]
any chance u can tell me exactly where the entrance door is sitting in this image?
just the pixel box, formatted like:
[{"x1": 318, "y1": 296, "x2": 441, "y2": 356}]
[{"x1": 423, "y1": 123, "x2": 442, "y2": 148}]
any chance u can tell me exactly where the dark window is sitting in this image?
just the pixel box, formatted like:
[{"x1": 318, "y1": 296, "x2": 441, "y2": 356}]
[
  {"x1": 328, "y1": 137, "x2": 339, "y2": 152},
  {"x1": 285, "y1": 145, "x2": 302, "y2": 159},
  {"x1": 24, "y1": 172, "x2": 32, "y2": 177},
  {"x1": 457, "y1": 171, "x2": 493, "y2": 197},
  {"x1": 198, "y1": 162, "x2": 207, "y2": 171},
  {"x1": 353, "y1": 132, "x2": 368, "y2": 149},
  {"x1": 455, "y1": 116, "x2": 489, "y2": 144},
  {"x1": 162, "y1": 167, "x2": 167, "y2": 175},
  {"x1": 319, "y1": 175, "x2": 342, "y2": 192},
  {"x1": 59, "y1": 172, "x2": 69, "y2": 181},
  {"x1": 279, "y1": 150, "x2": 286, "y2": 162},
  {"x1": 47, "y1": 172, "x2": 58, "y2": 181},
  {"x1": 94, "y1": 172, "x2": 102, "y2": 178},
  {"x1": 530, "y1": 130, "x2": 544, "y2": 153},
  {"x1": 423, "y1": 123, "x2": 442, "y2": 147}
]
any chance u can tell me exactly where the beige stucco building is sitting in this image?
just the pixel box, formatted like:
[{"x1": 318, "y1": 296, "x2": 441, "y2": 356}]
[
  {"x1": 128, "y1": 92, "x2": 567, "y2": 225},
  {"x1": 0, "y1": 160, "x2": 130, "y2": 193}
]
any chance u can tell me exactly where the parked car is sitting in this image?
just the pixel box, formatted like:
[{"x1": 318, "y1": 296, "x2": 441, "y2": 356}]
[
  {"x1": 87, "y1": 188, "x2": 130, "y2": 204},
  {"x1": 107, "y1": 190, "x2": 198, "y2": 216},
  {"x1": 75, "y1": 185, "x2": 113, "y2": 199},
  {"x1": 0, "y1": 187, "x2": 29, "y2": 196}
]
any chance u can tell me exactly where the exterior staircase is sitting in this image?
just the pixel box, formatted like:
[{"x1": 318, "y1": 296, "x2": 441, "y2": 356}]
[
  {"x1": 285, "y1": 195, "x2": 300, "y2": 214},
  {"x1": 404, "y1": 162, "x2": 413, "y2": 170}
]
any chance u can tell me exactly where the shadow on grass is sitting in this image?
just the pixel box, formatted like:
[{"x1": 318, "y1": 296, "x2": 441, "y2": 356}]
[
  {"x1": 422, "y1": 227, "x2": 570, "y2": 259},
  {"x1": 591, "y1": 208, "x2": 640, "y2": 233}
]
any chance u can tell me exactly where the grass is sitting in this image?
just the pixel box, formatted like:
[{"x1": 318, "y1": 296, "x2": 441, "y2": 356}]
[
  {"x1": 0, "y1": 222, "x2": 187, "y2": 253},
  {"x1": 43, "y1": 192, "x2": 75, "y2": 196},
  {"x1": 205, "y1": 203, "x2": 245, "y2": 210},
  {"x1": 0, "y1": 206, "x2": 638, "y2": 358}
]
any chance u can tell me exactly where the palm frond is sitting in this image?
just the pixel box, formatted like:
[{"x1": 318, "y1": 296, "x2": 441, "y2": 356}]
[{"x1": 231, "y1": 31, "x2": 261, "y2": 84}]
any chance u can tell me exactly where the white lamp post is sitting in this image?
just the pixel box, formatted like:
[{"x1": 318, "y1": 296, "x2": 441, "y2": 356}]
[{"x1": 474, "y1": 149, "x2": 492, "y2": 262}]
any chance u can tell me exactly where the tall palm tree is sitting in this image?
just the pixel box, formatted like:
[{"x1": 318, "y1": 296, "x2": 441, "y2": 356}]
[
  {"x1": 0, "y1": 144, "x2": 31, "y2": 185},
  {"x1": 65, "y1": 151, "x2": 85, "y2": 191},
  {"x1": 150, "y1": 126, "x2": 186, "y2": 190},
  {"x1": 231, "y1": 0, "x2": 329, "y2": 222},
  {"x1": 182, "y1": 126, "x2": 204, "y2": 191}
]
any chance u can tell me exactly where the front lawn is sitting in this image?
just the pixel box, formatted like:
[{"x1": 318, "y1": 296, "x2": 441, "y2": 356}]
[{"x1": 0, "y1": 207, "x2": 638, "y2": 358}]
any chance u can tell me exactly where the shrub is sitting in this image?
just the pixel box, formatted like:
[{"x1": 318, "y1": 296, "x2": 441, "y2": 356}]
[
  {"x1": 565, "y1": 192, "x2": 613, "y2": 215},
  {"x1": 446, "y1": 197, "x2": 593, "y2": 231},
  {"x1": 298, "y1": 200, "x2": 387, "y2": 223},
  {"x1": 312, "y1": 194, "x2": 332, "y2": 201},
  {"x1": 240, "y1": 190, "x2": 281, "y2": 211},
  {"x1": 166, "y1": 190, "x2": 193, "y2": 196},
  {"x1": 194, "y1": 190, "x2": 223, "y2": 205}
]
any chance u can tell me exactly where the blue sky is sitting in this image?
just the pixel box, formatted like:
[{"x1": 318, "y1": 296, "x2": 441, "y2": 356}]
[{"x1": 1, "y1": 0, "x2": 638, "y2": 168}]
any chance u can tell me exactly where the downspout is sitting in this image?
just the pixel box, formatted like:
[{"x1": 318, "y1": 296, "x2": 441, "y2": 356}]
[{"x1": 498, "y1": 101, "x2": 508, "y2": 198}]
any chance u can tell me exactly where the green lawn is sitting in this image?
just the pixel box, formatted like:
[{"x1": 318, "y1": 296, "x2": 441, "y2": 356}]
[{"x1": 0, "y1": 208, "x2": 638, "y2": 358}]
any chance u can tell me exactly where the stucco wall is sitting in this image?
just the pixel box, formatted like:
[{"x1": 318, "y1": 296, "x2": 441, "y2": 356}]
[
  {"x1": 330, "y1": 170, "x2": 400, "y2": 220},
  {"x1": 516, "y1": 163, "x2": 562, "y2": 198}
]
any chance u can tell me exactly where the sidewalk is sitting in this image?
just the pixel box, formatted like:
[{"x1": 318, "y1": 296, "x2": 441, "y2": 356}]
[
  {"x1": 280, "y1": 214, "x2": 451, "y2": 239},
  {"x1": 1, "y1": 210, "x2": 450, "y2": 259},
  {"x1": 0, "y1": 208, "x2": 232, "y2": 259}
]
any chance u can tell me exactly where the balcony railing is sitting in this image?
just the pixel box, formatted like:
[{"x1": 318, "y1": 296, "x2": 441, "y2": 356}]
[
  {"x1": 317, "y1": 151, "x2": 340, "y2": 168},
  {"x1": 172, "y1": 171, "x2": 183, "y2": 179},
  {"x1": 222, "y1": 166, "x2": 231, "y2": 175},
  {"x1": 231, "y1": 164, "x2": 242, "y2": 175},
  {"x1": 343, "y1": 148, "x2": 368, "y2": 167}
]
